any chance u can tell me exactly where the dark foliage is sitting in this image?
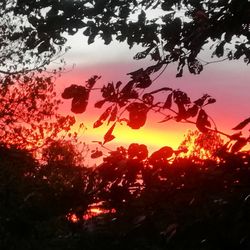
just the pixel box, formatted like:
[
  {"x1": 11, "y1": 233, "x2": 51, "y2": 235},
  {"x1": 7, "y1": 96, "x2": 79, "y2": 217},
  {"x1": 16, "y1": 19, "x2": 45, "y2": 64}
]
[
  {"x1": 1, "y1": 142, "x2": 250, "y2": 250},
  {"x1": 10, "y1": 0, "x2": 250, "y2": 77},
  {"x1": 1, "y1": 1, "x2": 250, "y2": 250},
  {"x1": 0, "y1": 144, "x2": 96, "y2": 250},
  {"x1": 0, "y1": 1, "x2": 69, "y2": 81}
]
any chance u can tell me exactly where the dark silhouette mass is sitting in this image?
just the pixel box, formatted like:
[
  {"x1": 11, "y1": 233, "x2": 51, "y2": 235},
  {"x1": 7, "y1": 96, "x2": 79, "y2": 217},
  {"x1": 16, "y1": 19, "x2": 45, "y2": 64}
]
[{"x1": 0, "y1": 1, "x2": 249, "y2": 250}]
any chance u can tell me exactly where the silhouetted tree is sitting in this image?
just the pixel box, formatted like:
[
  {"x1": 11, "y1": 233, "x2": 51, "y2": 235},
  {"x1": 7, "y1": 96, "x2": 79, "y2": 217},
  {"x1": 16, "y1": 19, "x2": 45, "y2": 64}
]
[
  {"x1": 1, "y1": 1, "x2": 250, "y2": 249},
  {"x1": 0, "y1": 1, "x2": 68, "y2": 80},
  {"x1": 0, "y1": 143, "x2": 96, "y2": 250},
  {"x1": 0, "y1": 72, "x2": 81, "y2": 157},
  {"x1": 79, "y1": 143, "x2": 250, "y2": 250},
  {"x1": 0, "y1": 1, "x2": 82, "y2": 154},
  {"x1": 12, "y1": 0, "x2": 250, "y2": 70}
]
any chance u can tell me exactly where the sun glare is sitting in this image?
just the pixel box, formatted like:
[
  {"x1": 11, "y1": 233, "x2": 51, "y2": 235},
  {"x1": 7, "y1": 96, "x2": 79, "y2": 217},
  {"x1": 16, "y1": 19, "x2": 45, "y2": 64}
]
[
  {"x1": 178, "y1": 130, "x2": 224, "y2": 162},
  {"x1": 83, "y1": 203, "x2": 116, "y2": 220},
  {"x1": 71, "y1": 119, "x2": 184, "y2": 153}
]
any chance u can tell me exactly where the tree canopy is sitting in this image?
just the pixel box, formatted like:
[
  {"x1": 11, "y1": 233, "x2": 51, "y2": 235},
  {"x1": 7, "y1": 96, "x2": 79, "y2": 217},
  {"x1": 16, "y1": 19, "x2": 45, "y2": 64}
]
[
  {"x1": 0, "y1": 1, "x2": 250, "y2": 250},
  {"x1": 0, "y1": 0, "x2": 70, "y2": 89},
  {"x1": 9, "y1": 0, "x2": 250, "y2": 77}
]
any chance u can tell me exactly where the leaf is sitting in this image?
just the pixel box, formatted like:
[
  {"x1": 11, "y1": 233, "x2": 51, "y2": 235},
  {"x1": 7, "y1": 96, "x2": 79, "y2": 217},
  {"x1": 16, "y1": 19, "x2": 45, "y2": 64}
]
[
  {"x1": 108, "y1": 106, "x2": 118, "y2": 124},
  {"x1": 194, "y1": 94, "x2": 210, "y2": 107},
  {"x1": 188, "y1": 59, "x2": 203, "y2": 74},
  {"x1": 99, "y1": 106, "x2": 113, "y2": 121},
  {"x1": 37, "y1": 41, "x2": 50, "y2": 54},
  {"x1": 193, "y1": 10, "x2": 208, "y2": 22},
  {"x1": 102, "y1": 28, "x2": 112, "y2": 45},
  {"x1": 230, "y1": 132, "x2": 242, "y2": 140},
  {"x1": 214, "y1": 42, "x2": 225, "y2": 58},
  {"x1": 62, "y1": 85, "x2": 86, "y2": 99},
  {"x1": 176, "y1": 103, "x2": 186, "y2": 121},
  {"x1": 91, "y1": 150, "x2": 103, "y2": 159},
  {"x1": 138, "y1": 10, "x2": 146, "y2": 23},
  {"x1": 93, "y1": 106, "x2": 113, "y2": 128},
  {"x1": 136, "y1": 74, "x2": 152, "y2": 89},
  {"x1": 207, "y1": 98, "x2": 216, "y2": 104},
  {"x1": 173, "y1": 90, "x2": 190, "y2": 105},
  {"x1": 142, "y1": 93, "x2": 154, "y2": 105},
  {"x1": 93, "y1": 120, "x2": 103, "y2": 128},
  {"x1": 196, "y1": 109, "x2": 211, "y2": 132},
  {"x1": 86, "y1": 75, "x2": 101, "y2": 89},
  {"x1": 127, "y1": 68, "x2": 144, "y2": 78},
  {"x1": 162, "y1": 1, "x2": 174, "y2": 11},
  {"x1": 128, "y1": 143, "x2": 148, "y2": 160},
  {"x1": 116, "y1": 81, "x2": 122, "y2": 89},
  {"x1": 133, "y1": 47, "x2": 153, "y2": 60},
  {"x1": 231, "y1": 138, "x2": 248, "y2": 153},
  {"x1": 186, "y1": 105, "x2": 199, "y2": 117},
  {"x1": 120, "y1": 81, "x2": 135, "y2": 98},
  {"x1": 127, "y1": 102, "x2": 149, "y2": 129},
  {"x1": 83, "y1": 27, "x2": 91, "y2": 36},
  {"x1": 163, "y1": 93, "x2": 173, "y2": 109},
  {"x1": 234, "y1": 44, "x2": 246, "y2": 59},
  {"x1": 151, "y1": 47, "x2": 161, "y2": 61},
  {"x1": 103, "y1": 123, "x2": 116, "y2": 144},
  {"x1": 149, "y1": 146, "x2": 174, "y2": 164},
  {"x1": 71, "y1": 96, "x2": 88, "y2": 114},
  {"x1": 88, "y1": 33, "x2": 97, "y2": 45},
  {"x1": 95, "y1": 100, "x2": 106, "y2": 108},
  {"x1": 101, "y1": 82, "x2": 116, "y2": 100},
  {"x1": 128, "y1": 66, "x2": 155, "y2": 89},
  {"x1": 232, "y1": 117, "x2": 250, "y2": 130}
]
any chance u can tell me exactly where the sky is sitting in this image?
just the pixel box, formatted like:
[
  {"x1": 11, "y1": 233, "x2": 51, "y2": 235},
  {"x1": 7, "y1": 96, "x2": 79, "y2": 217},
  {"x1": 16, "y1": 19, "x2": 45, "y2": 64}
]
[{"x1": 55, "y1": 31, "x2": 250, "y2": 157}]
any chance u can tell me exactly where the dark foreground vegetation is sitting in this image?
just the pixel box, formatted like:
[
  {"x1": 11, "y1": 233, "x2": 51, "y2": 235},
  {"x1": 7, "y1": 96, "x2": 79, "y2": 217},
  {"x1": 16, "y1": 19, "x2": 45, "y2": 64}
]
[
  {"x1": 0, "y1": 141, "x2": 250, "y2": 250},
  {"x1": 1, "y1": 0, "x2": 250, "y2": 249}
]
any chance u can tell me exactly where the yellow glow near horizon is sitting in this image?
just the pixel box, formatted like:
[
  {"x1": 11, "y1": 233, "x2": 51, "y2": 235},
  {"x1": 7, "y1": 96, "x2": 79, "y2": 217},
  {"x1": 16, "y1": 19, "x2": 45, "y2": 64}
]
[{"x1": 74, "y1": 120, "x2": 186, "y2": 152}]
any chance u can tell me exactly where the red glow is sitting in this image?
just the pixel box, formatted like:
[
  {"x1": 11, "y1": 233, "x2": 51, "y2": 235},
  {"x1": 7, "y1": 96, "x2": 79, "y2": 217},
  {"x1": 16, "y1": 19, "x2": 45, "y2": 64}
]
[
  {"x1": 83, "y1": 203, "x2": 116, "y2": 220},
  {"x1": 66, "y1": 203, "x2": 116, "y2": 223},
  {"x1": 67, "y1": 213, "x2": 79, "y2": 223}
]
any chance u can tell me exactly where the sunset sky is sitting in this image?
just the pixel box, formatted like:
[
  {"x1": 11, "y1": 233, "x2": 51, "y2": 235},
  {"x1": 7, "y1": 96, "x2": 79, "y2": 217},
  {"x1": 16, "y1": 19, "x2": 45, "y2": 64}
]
[{"x1": 56, "y1": 31, "x2": 250, "y2": 156}]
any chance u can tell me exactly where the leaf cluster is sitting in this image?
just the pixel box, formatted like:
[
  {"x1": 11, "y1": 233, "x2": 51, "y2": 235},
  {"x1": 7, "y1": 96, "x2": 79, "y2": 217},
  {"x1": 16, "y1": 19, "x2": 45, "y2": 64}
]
[
  {"x1": 12, "y1": 0, "x2": 250, "y2": 77},
  {"x1": 0, "y1": 136, "x2": 250, "y2": 250}
]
